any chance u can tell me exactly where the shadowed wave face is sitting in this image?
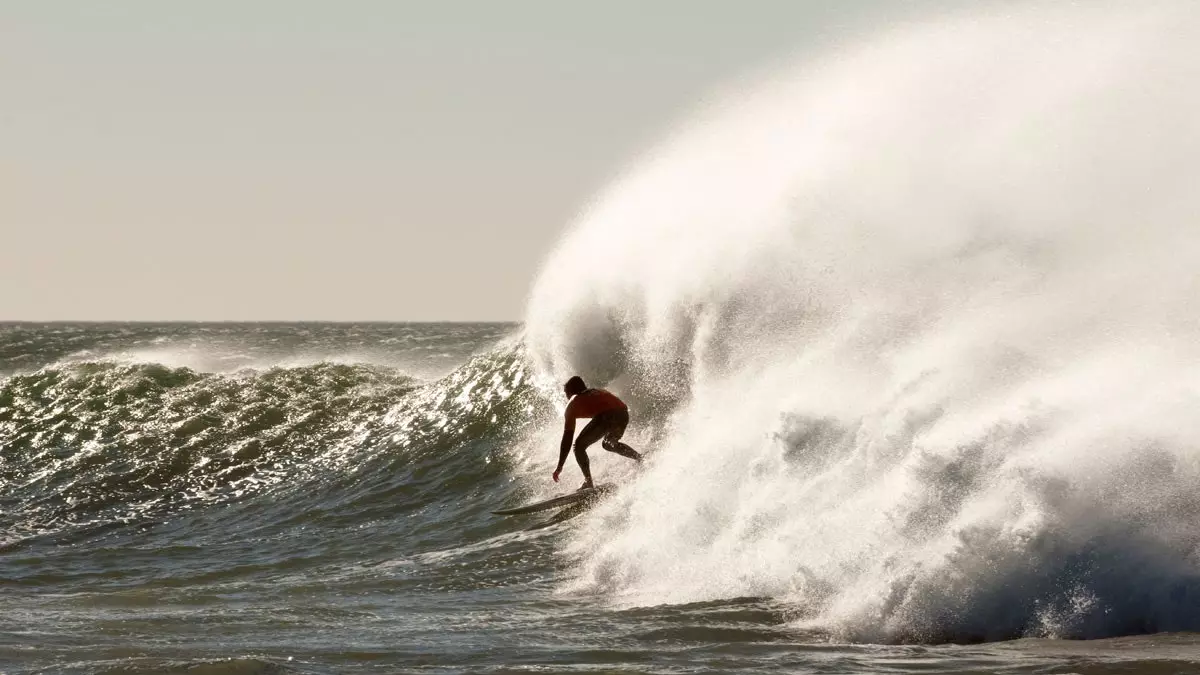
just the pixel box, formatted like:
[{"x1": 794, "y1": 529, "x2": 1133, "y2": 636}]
[{"x1": 525, "y1": 1, "x2": 1200, "y2": 643}]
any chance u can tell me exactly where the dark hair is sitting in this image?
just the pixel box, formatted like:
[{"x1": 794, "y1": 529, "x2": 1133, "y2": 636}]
[{"x1": 564, "y1": 376, "x2": 587, "y2": 396}]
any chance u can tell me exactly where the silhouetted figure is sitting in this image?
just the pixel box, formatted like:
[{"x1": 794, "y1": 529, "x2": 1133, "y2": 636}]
[{"x1": 553, "y1": 375, "x2": 643, "y2": 490}]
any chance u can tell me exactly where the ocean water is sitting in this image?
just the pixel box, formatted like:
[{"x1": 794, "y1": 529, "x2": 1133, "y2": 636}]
[
  {"x1": 9, "y1": 2, "x2": 1200, "y2": 673},
  {"x1": 4, "y1": 322, "x2": 1200, "y2": 675}
]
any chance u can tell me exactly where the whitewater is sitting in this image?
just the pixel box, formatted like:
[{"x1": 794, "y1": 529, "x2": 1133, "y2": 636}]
[
  {"x1": 4, "y1": 2, "x2": 1200, "y2": 673},
  {"x1": 526, "y1": 0, "x2": 1200, "y2": 645}
]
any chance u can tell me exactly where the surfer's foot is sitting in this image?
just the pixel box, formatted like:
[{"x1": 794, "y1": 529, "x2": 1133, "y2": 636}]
[{"x1": 579, "y1": 481, "x2": 595, "y2": 491}]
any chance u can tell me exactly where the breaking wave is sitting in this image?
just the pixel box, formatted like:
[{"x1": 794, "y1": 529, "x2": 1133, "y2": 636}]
[{"x1": 524, "y1": 1, "x2": 1200, "y2": 643}]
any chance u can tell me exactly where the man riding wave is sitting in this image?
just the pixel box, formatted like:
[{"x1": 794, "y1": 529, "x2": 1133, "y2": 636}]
[{"x1": 553, "y1": 376, "x2": 643, "y2": 490}]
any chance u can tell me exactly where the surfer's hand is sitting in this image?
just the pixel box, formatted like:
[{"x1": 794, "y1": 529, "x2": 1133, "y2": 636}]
[{"x1": 552, "y1": 470, "x2": 560, "y2": 483}]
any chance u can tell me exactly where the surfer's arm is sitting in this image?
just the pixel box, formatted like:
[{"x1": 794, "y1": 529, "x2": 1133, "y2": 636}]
[{"x1": 556, "y1": 416, "x2": 576, "y2": 473}]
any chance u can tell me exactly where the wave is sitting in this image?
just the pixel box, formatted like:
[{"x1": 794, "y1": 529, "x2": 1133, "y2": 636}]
[
  {"x1": 0, "y1": 322, "x2": 513, "y2": 379},
  {"x1": 0, "y1": 336, "x2": 542, "y2": 551},
  {"x1": 524, "y1": 2, "x2": 1200, "y2": 643},
  {"x1": 0, "y1": 360, "x2": 415, "y2": 544}
]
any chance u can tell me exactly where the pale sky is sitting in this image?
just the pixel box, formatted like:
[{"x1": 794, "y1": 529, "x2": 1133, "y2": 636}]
[{"x1": 4, "y1": 1, "x2": 909, "y2": 321}]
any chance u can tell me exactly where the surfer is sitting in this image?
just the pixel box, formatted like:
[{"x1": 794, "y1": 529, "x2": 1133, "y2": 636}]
[{"x1": 553, "y1": 376, "x2": 643, "y2": 490}]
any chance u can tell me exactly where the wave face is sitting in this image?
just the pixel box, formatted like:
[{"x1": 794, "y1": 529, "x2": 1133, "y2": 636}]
[
  {"x1": 0, "y1": 360, "x2": 413, "y2": 542},
  {"x1": 0, "y1": 323, "x2": 535, "y2": 553},
  {"x1": 525, "y1": 2, "x2": 1200, "y2": 642}
]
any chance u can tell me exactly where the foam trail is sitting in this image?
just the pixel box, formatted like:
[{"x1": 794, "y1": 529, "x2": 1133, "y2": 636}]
[{"x1": 524, "y1": 2, "x2": 1200, "y2": 642}]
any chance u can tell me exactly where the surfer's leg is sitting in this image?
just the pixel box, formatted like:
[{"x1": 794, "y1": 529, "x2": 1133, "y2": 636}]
[
  {"x1": 603, "y1": 440, "x2": 642, "y2": 462},
  {"x1": 601, "y1": 409, "x2": 643, "y2": 462},
  {"x1": 573, "y1": 417, "x2": 605, "y2": 489},
  {"x1": 572, "y1": 445, "x2": 593, "y2": 489}
]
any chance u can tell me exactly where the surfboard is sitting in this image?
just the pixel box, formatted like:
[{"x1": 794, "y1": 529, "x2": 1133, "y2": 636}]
[
  {"x1": 492, "y1": 483, "x2": 615, "y2": 516},
  {"x1": 526, "y1": 500, "x2": 593, "y2": 530}
]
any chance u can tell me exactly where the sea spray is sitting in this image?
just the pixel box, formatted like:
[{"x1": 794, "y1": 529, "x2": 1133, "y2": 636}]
[{"x1": 524, "y1": 2, "x2": 1200, "y2": 642}]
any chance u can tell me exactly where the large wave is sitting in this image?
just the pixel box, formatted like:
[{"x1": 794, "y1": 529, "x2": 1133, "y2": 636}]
[
  {"x1": 524, "y1": 2, "x2": 1200, "y2": 642},
  {"x1": 0, "y1": 335, "x2": 543, "y2": 551}
]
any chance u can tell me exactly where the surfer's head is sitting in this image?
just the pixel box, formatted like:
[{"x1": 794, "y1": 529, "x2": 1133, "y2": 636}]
[{"x1": 564, "y1": 376, "x2": 587, "y2": 398}]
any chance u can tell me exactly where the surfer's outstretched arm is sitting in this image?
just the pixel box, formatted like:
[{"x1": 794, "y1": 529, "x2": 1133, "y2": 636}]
[{"x1": 553, "y1": 418, "x2": 576, "y2": 482}]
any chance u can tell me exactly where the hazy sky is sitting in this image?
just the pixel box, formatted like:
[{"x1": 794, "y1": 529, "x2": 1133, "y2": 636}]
[{"x1": 4, "y1": 1, "x2": 905, "y2": 321}]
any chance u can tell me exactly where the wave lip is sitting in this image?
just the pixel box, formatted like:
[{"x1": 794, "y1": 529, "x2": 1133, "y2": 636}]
[{"x1": 525, "y1": 2, "x2": 1200, "y2": 642}]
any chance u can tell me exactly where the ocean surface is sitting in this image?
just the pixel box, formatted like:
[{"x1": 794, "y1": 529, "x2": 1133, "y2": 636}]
[{"x1": 1, "y1": 323, "x2": 1199, "y2": 675}]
